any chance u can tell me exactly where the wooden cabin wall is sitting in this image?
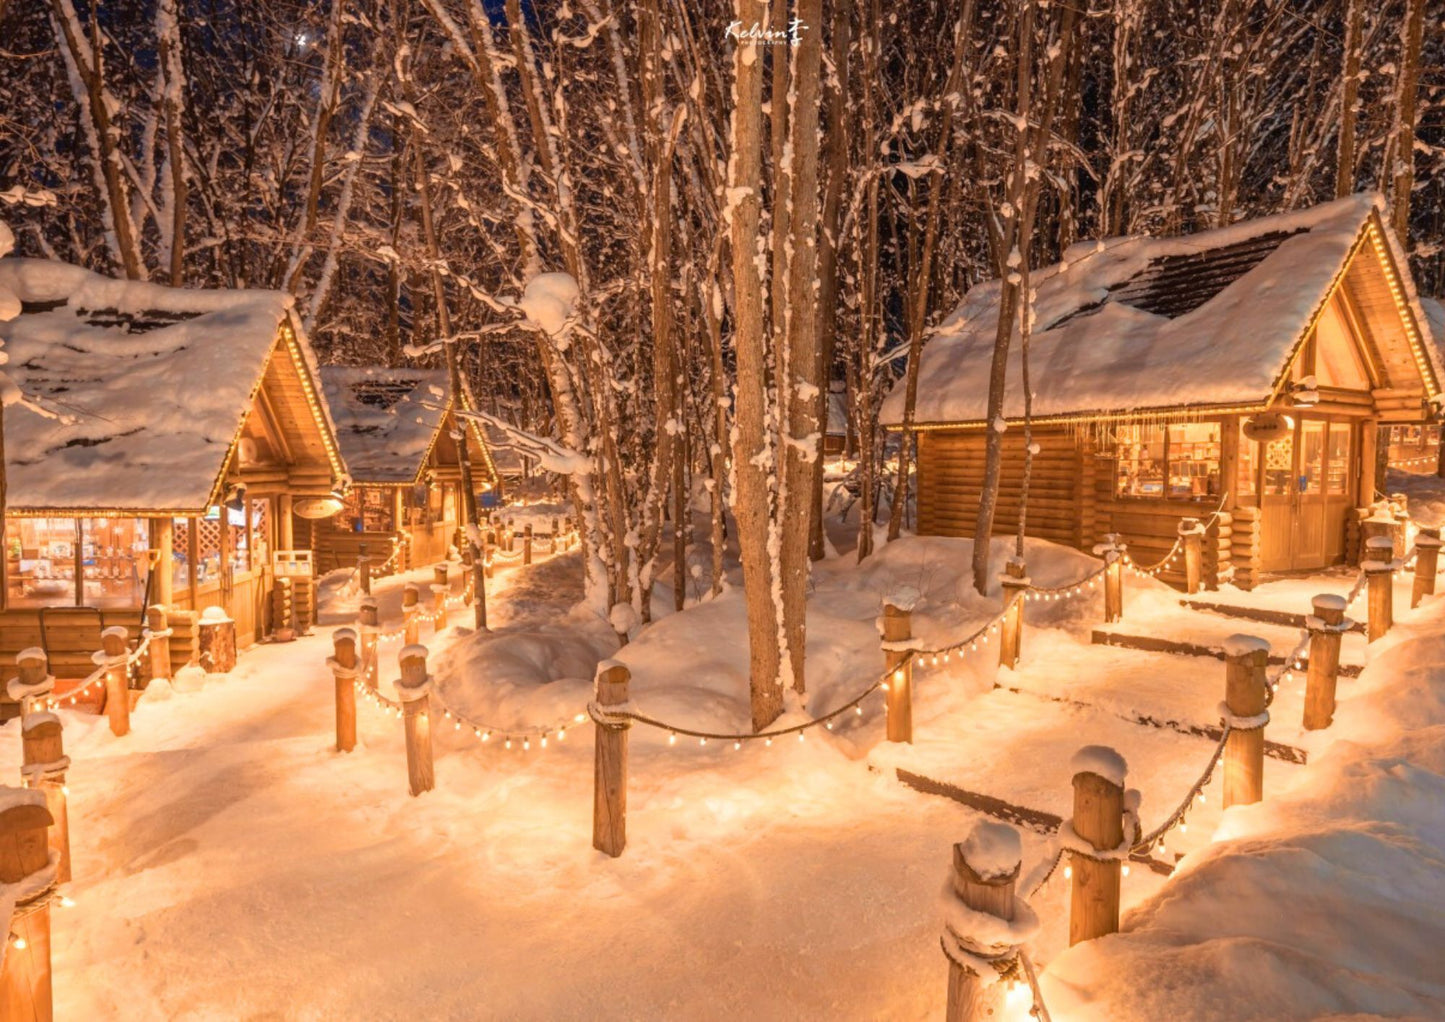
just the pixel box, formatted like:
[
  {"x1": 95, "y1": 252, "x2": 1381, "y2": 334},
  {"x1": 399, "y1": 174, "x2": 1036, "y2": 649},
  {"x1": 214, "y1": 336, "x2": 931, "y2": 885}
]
[{"x1": 916, "y1": 429, "x2": 1085, "y2": 546}]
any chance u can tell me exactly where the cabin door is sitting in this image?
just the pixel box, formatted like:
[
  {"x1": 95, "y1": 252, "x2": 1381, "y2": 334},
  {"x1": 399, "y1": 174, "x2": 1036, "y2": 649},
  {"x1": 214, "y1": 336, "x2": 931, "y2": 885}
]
[{"x1": 1259, "y1": 415, "x2": 1353, "y2": 572}]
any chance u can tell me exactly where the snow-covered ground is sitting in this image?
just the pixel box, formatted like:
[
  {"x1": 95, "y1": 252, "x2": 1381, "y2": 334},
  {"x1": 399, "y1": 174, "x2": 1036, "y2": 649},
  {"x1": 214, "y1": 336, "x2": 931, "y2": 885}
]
[{"x1": 7, "y1": 521, "x2": 1441, "y2": 1019}]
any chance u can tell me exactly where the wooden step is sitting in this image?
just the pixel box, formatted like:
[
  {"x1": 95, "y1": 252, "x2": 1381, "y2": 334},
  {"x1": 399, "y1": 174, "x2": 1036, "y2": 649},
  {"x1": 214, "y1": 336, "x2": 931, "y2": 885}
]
[
  {"x1": 1179, "y1": 598, "x2": 1366, "y2": 634},
  {"x1": 1091, "y1": 627, "x2": 1362, "y2": 678}
]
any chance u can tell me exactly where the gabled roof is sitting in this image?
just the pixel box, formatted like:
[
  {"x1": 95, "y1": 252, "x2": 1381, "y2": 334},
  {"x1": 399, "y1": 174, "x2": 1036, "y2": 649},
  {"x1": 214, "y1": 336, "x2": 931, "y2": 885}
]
[
  {"x1": 322, "y1": 367, "x2": 451, "y2": 484},
  {"x1": 0, "y1": 258, "x2": 340, "y2": 514},
  {"x1": 882, "y1": 193, "x2": 1440, "y2": 428}
]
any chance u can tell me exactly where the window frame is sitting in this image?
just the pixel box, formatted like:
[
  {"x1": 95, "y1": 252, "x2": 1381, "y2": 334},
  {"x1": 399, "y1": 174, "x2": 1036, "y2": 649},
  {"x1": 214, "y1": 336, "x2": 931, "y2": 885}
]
[{"x1": 1114, "y1": 421, "x2": 1223, "y2": 504}]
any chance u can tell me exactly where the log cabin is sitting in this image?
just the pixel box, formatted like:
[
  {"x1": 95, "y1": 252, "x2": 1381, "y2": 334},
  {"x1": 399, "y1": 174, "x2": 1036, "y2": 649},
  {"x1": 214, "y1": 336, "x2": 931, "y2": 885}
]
[
  {"x1": 0, "y1": 259, "x2": 345, "y2": 701},
  {"x1": 881, "y1": 194, "x2": 1442, "y2": 589},
  {"x1": 307, "y1": 367, "x2": 519, "y2": 574},
  {"x1": 1382, "y1": 297, "x2": 1445, "y2": 478}
]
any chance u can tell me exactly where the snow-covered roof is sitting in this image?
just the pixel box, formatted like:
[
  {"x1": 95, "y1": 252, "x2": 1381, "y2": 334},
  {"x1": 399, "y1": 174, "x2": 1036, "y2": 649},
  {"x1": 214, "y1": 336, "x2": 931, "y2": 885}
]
[
  {"x1": 0, "y1": 258, "x2": 329, "y2": 513},
  {"x1": 882, "y1": 194, "x2": 1437, "y2": 427},
  {"x1": 322, "y1": 367, "x2": 451, "y2": 484}
]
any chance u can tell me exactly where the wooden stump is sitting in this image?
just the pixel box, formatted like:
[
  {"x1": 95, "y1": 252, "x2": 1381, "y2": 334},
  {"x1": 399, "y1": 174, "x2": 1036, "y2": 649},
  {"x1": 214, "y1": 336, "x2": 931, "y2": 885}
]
[
  {"x1": 145, "y1": 605, "x2": 174, "y2": 682},
  {"x1": 1303, "y1": 595, "x2": 1347, "y2": 731},
  {"x1": 397, "y1": 646, "x2": 435, "y2": 796},
  {"x1": 359, "y1": 600, "x2": 379, "y2": 690},
  {"x1": 1411, "y1": 528, "x2": 1440, "y2": 609},
  {"x1": 592, "y1": 662, "x2": 630, "y2": 857},
  {"x1": 1068, "y1": 749, "x2": 1125, "y2": 946},
  {"x1": 523, "y1": 524, "x2": 534, "y2": 565},
  {"x1": 1363, "y1": 535, "x2": 1395, "y2": 642},
  {"x1": 1223, "y1": 637, "x2": 1269, "y2": 808},
  {"x1": 21, "y1": 716, "x2": 70, "y2": 884},
  {"x1": 328, "y1": 629, "x2": 359, "y2": 754},
  {"x1": 1181, "y1": 519, "x2": 1204, "y2": 594},
  {"x1": 357, "y1": 555, "x2": 372, "y2": 596},
  {"x1": 0, "y1": 795, "x2": 56, "y2": 1022},
  {"x1": 10, "y1": 650, "x2": 54, "y2": 721},
  {"x1": 270, "y1": 579, "x2": 295, "y2": 642},
  {"x1": 881, "y1": 600, "x2": 914, "y2": 744},
  {"x1": 97, "y1": 627, "x2": 132, "y2": 736},
  {"x1": 999, "y1": 562, "x2": 1028, "y2": 669},
  {"x1": 402, "y1": 584, "x2": 420, "y2": 645},
  {"x1": 944, "y1": 823, "x2": 1021, "y2": 1021},
  {"x1": 197, "y1": 608, "x2": 236, "y2": 674}
]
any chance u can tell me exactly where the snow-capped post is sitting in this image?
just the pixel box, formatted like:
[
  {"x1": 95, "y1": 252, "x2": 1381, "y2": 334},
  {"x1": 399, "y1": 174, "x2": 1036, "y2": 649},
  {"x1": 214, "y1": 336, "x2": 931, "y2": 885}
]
[
  {"x1": 402, "y1": 584, "x2": 420, "y2": 645},
  {"x1": 941, "y1": 822, "x2": 1034, "y2": 1020},
  {"x1": 357, "y1": 555, "x2": 372, "y2": 596},
  {"x1": 0, "y1": 790, "x2": 56, "y2": 1020},
  {"x1": 881, "y1": 586, "x2": 919, "y2": 744},
  {"x1": 1066, "y1": 746, "x2": 1128, "y2": 946},
  {"x1": 145, "y1": 606, "x2": 173, "y2": 683},
  {"x1": 523, "y1": 524, "x2": 533, "y2": 566},
  {"x1": 1222, "y1": 636, "x2": 1270, "y2": 807},
  {"x1": 591, "y1": 662, "x2": 631, "y2": 858},
  {"x1": 1363, "y1": 535, "x2": 1395, "y2": 641},
  {"x1": 96, "y1": 626, "x2": 132, "y2": 737},
  {"x1": 359, "y1": 599, "x2": 379, "y2": 691},
  {"x1": 396, "y1": 645, "x2": 434, "y2": 797},
  {"x1": 1093, "y1": 535, "x2": 1126, "y2": 623},
  {"x1": 431, "y1": 565, "x2": 449, "y2": 631},
  {"x1": 483, "y1": 530, "x2": 496, "y2": 579},
  {"x1": 1411, "y1": 526, "x2": 1439, "y2": 608},
  {"x1": 1303, "y1": 596, "x2": 1349, "y2": 731},
  {"x1": 197, "y1": 606, "x2": 236, "y2": 674},
  {"x1": 20, "y1": 711, "x2": 70, "y2": 884},
  {"x1": 328, "y1": 629, "x2": 359, "y2": 754},
  {"x1": 1180, "y1": 518, "x2": 1205, "y2": 594},
  {"x1": 10, "y1": 650, "x2": 53, "y2": 721},
  {"x1": 998, "y1": 561, "x2": 1029, "y2": 669}
]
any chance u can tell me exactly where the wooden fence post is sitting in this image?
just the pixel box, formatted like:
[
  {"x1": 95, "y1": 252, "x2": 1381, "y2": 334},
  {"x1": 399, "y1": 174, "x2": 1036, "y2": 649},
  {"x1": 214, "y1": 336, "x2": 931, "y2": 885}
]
[
  {"x1": 10, "y1": 650, "x2": 53, "y2": 721},
  {"x1": 484, "y1": 531, "x2": 496, "y2": 579},
  {"x1": 431, "y1": 565, "x2": 450, "y2": 630},
  {"x1": 22, "y1": 710, "x2": 71, "y2": 886},
  {"x1": 145, "y1": 605, "x2": 173, "y2": 683},
  {"x1": 1411, "y1": 526, "x2": 1440, "y2": 608},
  {"x1": 1180, "y1": 518, "x2": 1204, "y2": 594},
  {"x1": 1068, "y1": 747, "x2": 1126, "y2": 946},
  {"x1": 96, "y1": 626, "x2": 131, "y2": 737},
  {"x1": 998, "y1": 562, "x2": 1028, "y2": 669},
  {"x1": 1303, "y1": 595, "x2": 1348, "y2": 731},
  {"x1": 943, "y1": 822, "x2": 1022, "y2": 1021},
  {"x1": 1363, "y1": 536, "x2": 1395, "y2": 641},
  {"x1": 592, "y1": 661, "x2": 630, "y2": 857},
  {"x1": 397, "y1": 645, "x2": 434, "y2": 796},
  {"x1": 358, "y1": 554, "x2": 372, "y2": 596},
  {"x1": 197, "y1": 607, "x2": 236, "y2": 674},
  {"x1": 523, "y1": 524, "x2": 534, "y2": 565},
  {"x1": 881, "y1": 591, "x2": 916, "y2": 744},
  {"x1": 507, "y1": 521, "x2": 516, "y2": 552},
  {"x1": 403, "y1": 584, "x2": 420, "y2": 645},
  {"x1": 0, "y1": 792, "x2": 55, "y2": 1021},
  {"x1": 1094, "y1": 536, "x2": 1126, "y2": 623},
  {"x1": 1223, "y1": 636, "x2": 1269, "y2": 808},
  {"x1": 359, "y1": 599, "x2": 379, "y2": 691},
  {"x1": 328, "y1": 628, "x2": 358, "y2": 754}
]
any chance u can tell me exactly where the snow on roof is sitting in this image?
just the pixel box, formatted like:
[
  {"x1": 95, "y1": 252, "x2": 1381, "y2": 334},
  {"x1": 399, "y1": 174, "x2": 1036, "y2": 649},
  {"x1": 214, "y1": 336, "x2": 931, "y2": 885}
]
[
  {"x1": 321, "y1": 367, "x2": 450, "y2": 484},
  {"x1": 882, "y1": 194, "x2": 1400, "y2": 426},
  {"x1": 0, "y1": 258, "x2": 298, "y2": 512}
]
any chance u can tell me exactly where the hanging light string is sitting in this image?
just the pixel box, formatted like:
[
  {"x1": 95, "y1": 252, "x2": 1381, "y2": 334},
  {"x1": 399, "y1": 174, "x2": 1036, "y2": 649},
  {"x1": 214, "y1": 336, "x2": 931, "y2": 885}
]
[
  {"x1": 44, "y1": 635, "x2": 151, "y2": 712},
  {"x1": 1018, "y1": 949, "x2": 1055, "y2": 1022},
  {"x1": 1023, "y1": 563, "x2": 1108, "y2": 600},
  {"x1": 1388, "y1": 454, "x2": 1437, "y2": 469},
  {"x1": 1121, "y1": 494, "x2": 1231, "y2": 577},
  {"x1": 350, "y1": 673, "x2": 590, "y2": 751},
  {"x1": 1130, "y1": 723, "x2": 1230, "y2": 857}
]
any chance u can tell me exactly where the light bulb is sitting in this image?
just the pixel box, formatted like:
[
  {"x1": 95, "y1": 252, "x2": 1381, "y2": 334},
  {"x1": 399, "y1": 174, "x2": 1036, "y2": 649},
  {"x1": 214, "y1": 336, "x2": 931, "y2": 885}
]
[
  {"x1": 733, "y1": 741, "x2": 741, "y2": 750},
  {"x1": 1122, "y1": 864, "x2": 1131, "y2": 876},
  {"x1": 558, "y1": 729, "x2": 566, "y2": 741},
  {"x1": 669, "y1": 733, "x2": 677, "y2": 746},
  {"x1": 12, "y1": 936, "x2": 25, "y2": 950},
  {"x1": 1064, "y1": 866, "x2": 1072, "y2": 879}
]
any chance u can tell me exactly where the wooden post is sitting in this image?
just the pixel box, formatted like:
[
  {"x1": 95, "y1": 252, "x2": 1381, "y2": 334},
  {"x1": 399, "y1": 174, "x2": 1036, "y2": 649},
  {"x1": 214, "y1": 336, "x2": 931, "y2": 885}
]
[
  {"x1": 998, "y1": 562, "x2": 1028, "y2": 669},
  {"x1": 523, "y1": 524, "x2": 534, "y2": 565},
  {"x1": 328, "y1": 629, "x2": 358, "y2": 754},
  {"x1": 943, "y1": 822, "x2": 1021, "y2": 1021},
  {"x1": 196, "y1": 607, "x2": 237, "y2": 673},
  {"x1": 0, "y1": 793, "x2": 55, "y2": 1022},
  {"x1": 431, "y1": 565, "x2": 449, "y2": 630},
  {"x1": 359, "y1": 599, "x2": 379, "y2": 690},
  {"x1": 506, "y1": 522, "x2": 515, "y2": 553},
  {"x1": 484, "y1": 530, "x2": 496, "y2": 579},
  {"x1": 22, "y1": 712, "x2": 71, "y2": 884},
  {"x1": 397, "y1": 645, "x2": 434, "y2": 796},
  {"x1": 271, "y1": 578, "x2": 295, "y2": 642},
  {"x1": 357, "y1": 555, "x2": 372, "y2": 596},
  {"x1": 403, "y1": 584, "x2": 420, "y2": 645},
  {"x1": 592, "y1": 661, "x2": 630, "y2": 857},
  {"x1": 1180, "y1": 518, "x2": 1204, "y2": 594},
  {"x1": 881, "y1": 597, "x2": 914, "y2": 744},
  {"x1": 1411, "y1": 527, "x2": 1440, "y2": 608},
  {"x1": 1094, "y1": 536, "x2": 1126, "y2": 623},
  {"x1": 97, "y1": 626, "x2": 131, "y2": 737},
  {"x1": 145, "y1": 605, "x2": 173, "y2": 683},
  {"x1": 150, "y1": 516, "x2": 174, "y2": 608},
  {"x1": 1363, "y1": 535, "x2": 1395, "y2": 641},
  {"x1": 1223, "y1": 636, "x2": 1269, "y2": 808},
  {"x1": 1303, "y1": 595, "x2": 1347, "y2": 731},
  {"x1": 1068, "y1": 746, "x2": 1126, "y2": 946},
  {"x1": 10, "y1": 650, "x2": 54, "y2": 721}
]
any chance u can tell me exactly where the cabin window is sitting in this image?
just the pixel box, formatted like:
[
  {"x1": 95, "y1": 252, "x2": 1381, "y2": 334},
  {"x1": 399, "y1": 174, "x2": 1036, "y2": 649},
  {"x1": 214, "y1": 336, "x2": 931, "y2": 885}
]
[
  {"x1": 1236, "y1": 423, "x2": 1258, "y2": 501},
  {"x1": 172, "y1": 518, "x2": 193, "y2": 591},
  {"x1": 248, "y1": 500, "x2": 269, "y2": 569},
  {"x1": 80, "y1": 518, "x2": 148, "y2": 608},
  {"x1": 1115, "y1": 423, "x2": 1221, "y2": 501},
  {"x1": 197, "y1": 511, "x2": 224, "y2": 586},
  {"x1": 345, "y1": 487, "x2": 395, "y2": 533},
  {"x1": 1263, "y1": 434, "x2": 1294, "y2": 495},
  {"x1": 1326, "y1": 423, "x2": 1351, "y2": 494},
  {"x1": 227, "y1": 504, "x2": 251, "y2": 574},
  {"x1": 5, "y1": 518, "x2": 79, "y2": 607}
]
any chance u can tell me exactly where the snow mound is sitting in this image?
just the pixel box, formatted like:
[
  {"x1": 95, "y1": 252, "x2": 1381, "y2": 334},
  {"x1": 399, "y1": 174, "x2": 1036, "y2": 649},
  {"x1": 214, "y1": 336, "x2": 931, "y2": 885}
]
[
  {"x1": 519, "y1": 272, "x2": 579, "y2": 336},
  {"x1": 1221, "y1": 634, "x2": 1270, "y2": 657},
  {"x1": 1069, "y1": 745, "x2": 1128, "y2": 787},
  {"x1": 960, "y1": 821, "x2": 1022, "y2": 879}
]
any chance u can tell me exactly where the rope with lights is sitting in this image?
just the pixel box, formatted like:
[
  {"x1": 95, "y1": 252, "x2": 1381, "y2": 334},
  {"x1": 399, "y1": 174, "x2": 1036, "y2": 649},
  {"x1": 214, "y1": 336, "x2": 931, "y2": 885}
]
[
  {"x1": 1121, "y1": 494, "x2": 1231, "y2": 577},
  {"x1": 44, "y1": 637, "x2": 151, "y2": 712}
]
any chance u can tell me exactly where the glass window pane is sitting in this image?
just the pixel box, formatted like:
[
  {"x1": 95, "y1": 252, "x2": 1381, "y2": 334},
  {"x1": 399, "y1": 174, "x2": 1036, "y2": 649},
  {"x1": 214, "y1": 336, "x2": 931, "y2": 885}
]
[
  {"x1": 1166, "y1": 422, "x2": 1222, "y2": 499},
  {"x1": 1236, "y1": 423, "x2": 1259, "y2": 499},
  {"x1": 249, "y1": 500, "x2": 269, "y2": 569},
  {"x1": 1264, "y1": 433, "x2": 1294, "y2": 495},
  {"x1": 1300, "y1": 422, "x2": 1325, "y2": 495},
  {"x1": 198, "y1": 510, "x2": 223, "y2": 585},
  {"x1": 1115, "y1": 425, "x2": 1166, "y2": 498},
  {"x1": 228, "y1": 504, "x2": 249, "y2": 574},
  {"x1": 1327, "y1": 424, "x2": 1350, "y2": 494},
  {"x1": 81, "y1": 517, "x2": 147, "y2": 608},
  {"x1": 5, "y1": 518, "x2": 77, "y2": 607},
  {"x1": 171, "y1": 518, "x2": 192, "y2": 592}
]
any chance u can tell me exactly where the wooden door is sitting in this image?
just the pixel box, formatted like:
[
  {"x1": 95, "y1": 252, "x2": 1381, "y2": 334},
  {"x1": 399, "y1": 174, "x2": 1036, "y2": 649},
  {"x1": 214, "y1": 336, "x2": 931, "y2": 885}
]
[
  {"x1": 1259, "y1": 429, "x2": 1295, "y2": 571},
  {"x1": 1292, "y1": 419, "x2": 1328, "y2": 569}
]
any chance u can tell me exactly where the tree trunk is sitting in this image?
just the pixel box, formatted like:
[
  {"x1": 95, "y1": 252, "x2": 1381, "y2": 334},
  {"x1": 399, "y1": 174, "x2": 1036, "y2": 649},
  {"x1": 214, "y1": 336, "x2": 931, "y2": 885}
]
[
  {"x1": 1335, "y1": 0, "x2": 1363, "y2": 199},
  {"x1": 1389, "y1": 0, "x2": 1425, "y2": 239}
]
